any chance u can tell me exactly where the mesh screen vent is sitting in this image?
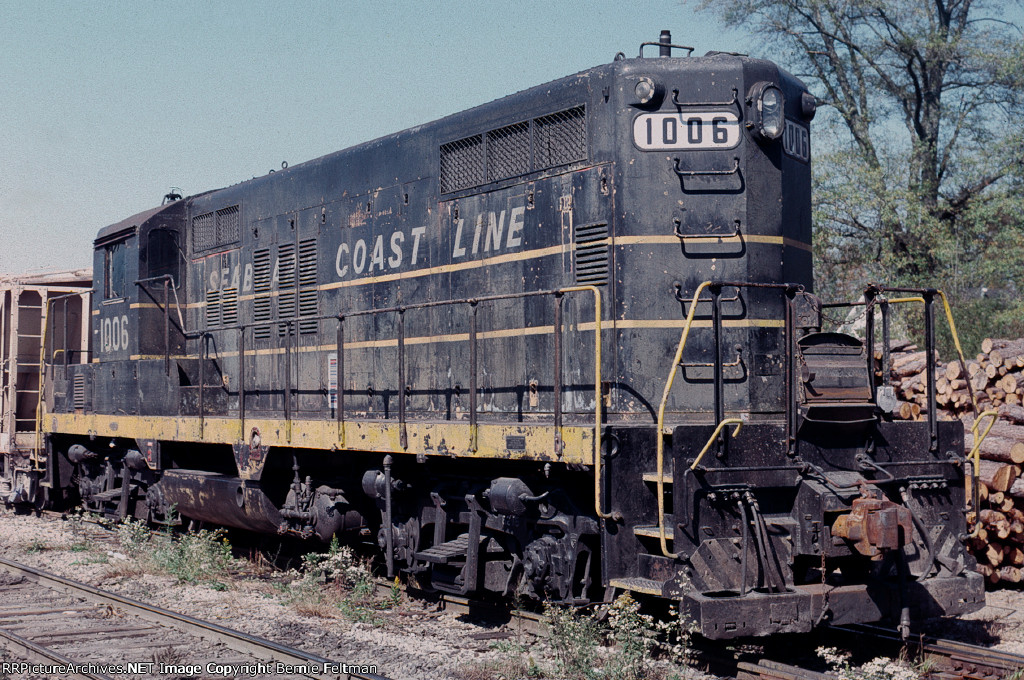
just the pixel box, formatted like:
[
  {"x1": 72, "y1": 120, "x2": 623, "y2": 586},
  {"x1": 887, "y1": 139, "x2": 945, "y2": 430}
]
[
  {"x1": 253, "y1": 249, "x2": 271, "y2": 340},
  {"x1": 574, "y1": 222, "x2": 609, "y2": 285},
  {"x1": 440, "y1": 135, "x2": 484, "y2": 193},
  {"x1": 440, "y1": 107, "x2": 586, "y2": 195},
  {"x1": 487, "y1": 122, "x2": 530, "y2": 182},
  {"x1": 216, "y1": 206, "x2": 240, "y2": 245},
  {"x1": 193, "y1": 205, "x2": 240, "y2": 253},
  {"x1": 193, "y1": 212, "x2": 216, "y2": 252},
  {"x1": 535, "y1": 106, "x2": 587, "y2": 169}
]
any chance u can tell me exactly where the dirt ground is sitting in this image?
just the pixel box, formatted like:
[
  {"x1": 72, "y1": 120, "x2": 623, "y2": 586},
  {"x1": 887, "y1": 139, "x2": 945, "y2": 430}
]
[
  {"x1": 929, "y1": 584, "x2": 1024, "y2": 654},
  {"x1": 0, "y1": 509, "x2": 544, "y2": 680},
  {"x1": 1, "y1": 507, "x2": 1021, "y2": 679}
]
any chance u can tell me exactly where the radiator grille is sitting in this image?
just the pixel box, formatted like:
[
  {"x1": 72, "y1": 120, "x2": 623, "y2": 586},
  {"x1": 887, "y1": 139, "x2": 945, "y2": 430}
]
[
  {"x1": 535, "y1": 106, "x2": 587, "y2": 168},
  {"x1": 487, "y1": 122, "x2": 530, "y2": 182},
  {"x1": 440, "y1": 135, "x2": 485, "y2": 194},
  {"x1": 574, "y1": 222, "x2": 609, "y2": 285}
]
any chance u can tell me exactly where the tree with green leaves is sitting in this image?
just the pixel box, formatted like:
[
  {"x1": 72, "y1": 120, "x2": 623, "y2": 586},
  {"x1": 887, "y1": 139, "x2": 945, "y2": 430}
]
[{"x1": 701, "y1": 0, "x2": 1024, "y2": 349}]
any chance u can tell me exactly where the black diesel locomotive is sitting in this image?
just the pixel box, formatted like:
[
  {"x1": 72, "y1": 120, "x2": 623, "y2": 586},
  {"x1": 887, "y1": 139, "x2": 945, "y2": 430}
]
[{"x1": 26, "y1": 32, "x2": 984, "y2": 637}]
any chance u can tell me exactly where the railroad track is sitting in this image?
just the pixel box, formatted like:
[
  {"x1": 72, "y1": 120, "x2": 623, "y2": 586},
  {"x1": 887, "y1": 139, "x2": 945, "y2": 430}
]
[
  {"x1": 736, "y1": 623, "x2": 1024, "y2": 680},
  {"x1": 434, "y1": 587, "x2": 1024, "y2": 680},
  {"x1": 0, "y1": 557, "x2": 388, "y2": 680},
  {"x1": 21, "y1": 512, "x2": 1024, "y2": 680}
]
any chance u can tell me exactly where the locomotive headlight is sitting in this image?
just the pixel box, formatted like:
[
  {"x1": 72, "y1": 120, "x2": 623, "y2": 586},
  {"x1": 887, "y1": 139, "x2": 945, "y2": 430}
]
[
  {"x1": 747, "y1": 81, "x2": 786, "y2": 140},
  {"x1": 633, "y1": 77, "x2": 664, "y2": 107}
]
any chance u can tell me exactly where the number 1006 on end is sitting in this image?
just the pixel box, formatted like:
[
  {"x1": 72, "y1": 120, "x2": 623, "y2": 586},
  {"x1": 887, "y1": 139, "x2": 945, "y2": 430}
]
[{"x1": 633, "y1": 112, "x2": 740, "y2": 151}]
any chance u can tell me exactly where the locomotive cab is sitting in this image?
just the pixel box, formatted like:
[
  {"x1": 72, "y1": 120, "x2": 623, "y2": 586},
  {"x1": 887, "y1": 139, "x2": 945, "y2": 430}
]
[{"x1": 90, "y1": 200, "x2": 187, "y2": 367}]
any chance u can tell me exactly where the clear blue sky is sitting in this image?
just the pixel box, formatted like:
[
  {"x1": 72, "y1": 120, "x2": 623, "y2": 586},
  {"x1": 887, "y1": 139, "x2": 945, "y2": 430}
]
[{"x1": 0, "y1": 0, "x2": 750, "y2": 274}]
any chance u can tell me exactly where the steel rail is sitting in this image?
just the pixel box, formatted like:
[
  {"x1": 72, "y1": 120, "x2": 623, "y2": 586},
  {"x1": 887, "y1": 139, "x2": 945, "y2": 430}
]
[
  {"x1": 0, "y1": 625, "x2": 114, "y2": 680},
  {"x1": 835, "y1": 623, "x2": 1024, "y2": 679},
  {"x1": 0, "y1": 557, "x2": 389, "y2": 680}
]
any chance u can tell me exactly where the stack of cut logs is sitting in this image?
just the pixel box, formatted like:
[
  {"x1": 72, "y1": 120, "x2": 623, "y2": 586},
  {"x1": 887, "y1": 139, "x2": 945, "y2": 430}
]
[
  {"x1": 880, "y1": 338, "x2": 1024, "y2": 585},
  {"x1": 884, "y1": 338, "x2": 1024, "y2": 418}
]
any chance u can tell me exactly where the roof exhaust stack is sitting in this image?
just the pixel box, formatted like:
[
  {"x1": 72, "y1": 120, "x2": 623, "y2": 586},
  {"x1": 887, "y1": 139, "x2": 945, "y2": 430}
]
[{"x1": 660, "y1": 30, "x2": 672, "y2": 57}]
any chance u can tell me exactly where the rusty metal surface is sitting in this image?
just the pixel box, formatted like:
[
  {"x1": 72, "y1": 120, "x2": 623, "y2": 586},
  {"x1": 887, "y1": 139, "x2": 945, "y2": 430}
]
[{"x1": 832, "y1": 497, "x2": 914, "y2": 558}]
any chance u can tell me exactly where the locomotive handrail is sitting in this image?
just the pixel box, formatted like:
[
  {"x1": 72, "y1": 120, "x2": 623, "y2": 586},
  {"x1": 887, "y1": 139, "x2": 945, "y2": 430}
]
[
  {"x1": 640, "y1": 42, "x2": 695, "y2": 58},
  {"x1": 936, "y1": 290, "x2": 977, "y2": 415},
  {"x1": 673, "y1": 218, "x2": 742, "y2": 241},
  {"x1": 673, "y1": 156, "x2": 740, "y2": 178},
  {"x1": 689, "y1": 418, "x2": 743, "y2": 471},
  {"x1": 856, "y1": 288, "x2": 971, "y2": 411},
  {"x1": 231, "y1": 286, "x2": 607, "y2": 515},
  {"x1": 134, "y1": 274, "x2": 186, "y2": 331},
  {"x1": 859, "y1": 286, "x2": 976, "y2": 454},
  {"x1": 134, "y1": 274, "x2": 186, "y2": 376},
  {"x1": 655, "y1": 280, "x2": 802, "y2": 558},
  {"x1": 671, "y1": 87, "x2": 737, "y2": 108},
  {"x1": 655, "y1": 280, "x2": 712, "y2": 558},
  {"x1": 672, "y1": 281, "x2": 741, "y2": 312},
  {"x1": 968, "y1": 409, "x2": 999, "y2": 537}
]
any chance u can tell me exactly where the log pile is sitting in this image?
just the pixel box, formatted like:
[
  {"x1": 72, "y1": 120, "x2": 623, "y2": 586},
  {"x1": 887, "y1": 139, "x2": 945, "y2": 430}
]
[
  {"x1": 880, "y1": 339, "x2": 1024, "y2": 418},
  {"x1": 878, "y1": 338, "x2": 1024, "y2": 586},
  {"x1": 968, "y1": 407, "x2": 1024, "y2": 586}
]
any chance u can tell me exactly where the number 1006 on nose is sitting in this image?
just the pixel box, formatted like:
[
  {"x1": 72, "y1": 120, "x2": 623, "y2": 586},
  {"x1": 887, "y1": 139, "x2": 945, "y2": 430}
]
[{"x1": 632, "y1": 112, "x2": 740, "y2": 151}]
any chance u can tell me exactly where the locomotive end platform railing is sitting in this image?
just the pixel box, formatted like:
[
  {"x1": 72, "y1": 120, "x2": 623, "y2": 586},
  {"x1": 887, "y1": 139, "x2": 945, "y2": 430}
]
[{"x1": 817, "y1": 285, "x2": 985, "y2": 527}]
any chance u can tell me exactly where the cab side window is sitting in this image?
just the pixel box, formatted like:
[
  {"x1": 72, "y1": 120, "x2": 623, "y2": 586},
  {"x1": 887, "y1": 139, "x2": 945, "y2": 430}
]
[
  {"x1": 146, "y1": 228, "x2": 181, "y2": 284},
  {"x1": 103, "y1": 242, "x2": 127, "y2": 299}
]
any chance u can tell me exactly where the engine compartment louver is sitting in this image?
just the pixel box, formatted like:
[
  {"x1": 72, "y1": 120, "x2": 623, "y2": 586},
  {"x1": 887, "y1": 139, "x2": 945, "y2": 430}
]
[{"x1": 574, "y1": 222, "x2": 609, "y2": 285}]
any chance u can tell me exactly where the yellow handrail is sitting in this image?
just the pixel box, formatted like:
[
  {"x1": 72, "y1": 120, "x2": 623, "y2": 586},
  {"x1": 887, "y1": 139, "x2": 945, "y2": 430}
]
[
  {"x1": 968, "y1": 409, "x2": 998, "y2": 537},
  {"x1": 876, "y1": 292, "x2": 975, "y2": 416},
  {"x1": 690, "y1": 418, "x2": 744, "y2": 471},
  {"x1": 937, "y1": 291, "x2": 976, "y2": 415},
  {"x1": 872, "y1": 290, "x2": 984, "y2": 525},
  {"x1": 654, "y1": 281, "x2": 712, "y2": 558},
  {"x1": 557, "y1": 285, "x2": 609, "y2": 520}
]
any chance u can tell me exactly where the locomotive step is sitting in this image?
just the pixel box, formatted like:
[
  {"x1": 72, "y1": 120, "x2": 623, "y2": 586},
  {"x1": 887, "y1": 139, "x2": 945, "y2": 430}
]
[
  {"x1": 414, "y1": 534, "x2": 482, "y2": 564},
  {"x1": 633, "y1": 524, "x2": 675, "y2": 540},
  {"x1": 85, "y1": 488, "x2": 124, "y2": 503},
  {"x1": 608, "y1": 577, "x2": 669, "y2": 597},
  {"x1": 641, "y1": 470, "x2": 674, "y2": 484}
]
